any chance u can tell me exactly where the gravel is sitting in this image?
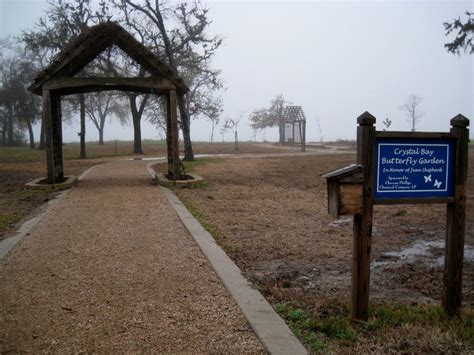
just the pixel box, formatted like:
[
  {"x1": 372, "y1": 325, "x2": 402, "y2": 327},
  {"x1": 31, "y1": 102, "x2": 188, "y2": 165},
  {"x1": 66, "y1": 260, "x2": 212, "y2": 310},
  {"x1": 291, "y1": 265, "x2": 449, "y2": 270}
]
[{"x1": 0, "y1": 160, "x2": 265, "y2": 353}]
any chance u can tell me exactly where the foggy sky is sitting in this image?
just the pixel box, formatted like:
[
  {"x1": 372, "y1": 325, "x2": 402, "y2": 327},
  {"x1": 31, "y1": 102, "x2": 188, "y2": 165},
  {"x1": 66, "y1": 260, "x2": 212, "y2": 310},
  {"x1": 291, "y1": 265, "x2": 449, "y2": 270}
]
[{"x1": 1, "y1": 0, "x2": 473, "y2": 143}]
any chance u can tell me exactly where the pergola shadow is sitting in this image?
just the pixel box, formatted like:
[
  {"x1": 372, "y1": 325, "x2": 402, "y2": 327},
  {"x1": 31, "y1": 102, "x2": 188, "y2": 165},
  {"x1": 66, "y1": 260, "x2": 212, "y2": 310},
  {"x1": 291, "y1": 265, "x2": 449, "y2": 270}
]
[{"x1": 29, "y1": 22, "x2": 188, "y2": 184}]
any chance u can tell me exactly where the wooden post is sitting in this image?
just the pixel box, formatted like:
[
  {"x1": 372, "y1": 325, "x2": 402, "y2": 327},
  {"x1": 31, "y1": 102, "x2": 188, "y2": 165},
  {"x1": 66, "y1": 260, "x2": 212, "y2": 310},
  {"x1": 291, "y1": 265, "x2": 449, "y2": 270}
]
[
  {"x1": 443, "y1": 114, "x2": 469, "y2": 316},
  {"x1": 301, "y1": 120, "x2": 306, "y2": 152},
  {"x1": 43, "y1": 90, "x2": 64, "y2": 184},
  {"x1": 166, "y1": 90, "x2": 181, "y2": 180},
  {"x1": 79, "y1": 93, "x2": 86, "y2": 159},
  {"x1": 352, "y1": 111, "x2": 376, "y2": 321}
]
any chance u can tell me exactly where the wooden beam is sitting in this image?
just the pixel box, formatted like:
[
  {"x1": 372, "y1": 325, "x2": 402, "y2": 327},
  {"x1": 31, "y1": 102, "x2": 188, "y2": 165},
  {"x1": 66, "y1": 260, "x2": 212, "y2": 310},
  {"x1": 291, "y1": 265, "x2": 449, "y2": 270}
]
[
  {"x1": 43, "y1": 90, "x2": 54, "y2": 184},
  {"x1": 32, "y1": 34, "x2": 110, "y2": 95},
  {"x1": 443, "y1": 114, "x2": 469, "y2": 316},
  {"x1": 43, "y1": 77, "x2": 176, "y2": 95},
  {"x1": 376, "y1": 131, "x2": 454, "y2": 139},
  {"x1": 352, "y1": 111, "x2": 376, "y2": 322},
  {"x1": 166, "y1": 90, "x2": 181, "y2": 180},
  {"x1": 43, "y1": 90, "x2": 64, "y2": 184}
]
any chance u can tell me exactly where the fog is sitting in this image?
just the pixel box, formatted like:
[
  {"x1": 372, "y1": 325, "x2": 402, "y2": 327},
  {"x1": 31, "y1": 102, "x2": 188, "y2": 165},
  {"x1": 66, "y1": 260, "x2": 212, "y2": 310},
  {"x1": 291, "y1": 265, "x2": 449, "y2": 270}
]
[{"x1": 1, "y1": 0, "x2": 472, "y2": 143}]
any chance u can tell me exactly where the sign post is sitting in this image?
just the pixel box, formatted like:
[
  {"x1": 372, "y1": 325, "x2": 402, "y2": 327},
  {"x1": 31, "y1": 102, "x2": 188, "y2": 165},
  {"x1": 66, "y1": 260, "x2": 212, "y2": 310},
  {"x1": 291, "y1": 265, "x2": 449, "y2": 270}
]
[
  {"x1": 444, "y1": 115, "x2": 469, "y2": 316},
  {"x1": 352, "y1": 112, "x2": 375, "y2": 321},
  {"x1": 323, "y1": 112, "x2": 470, "y2": 321}
]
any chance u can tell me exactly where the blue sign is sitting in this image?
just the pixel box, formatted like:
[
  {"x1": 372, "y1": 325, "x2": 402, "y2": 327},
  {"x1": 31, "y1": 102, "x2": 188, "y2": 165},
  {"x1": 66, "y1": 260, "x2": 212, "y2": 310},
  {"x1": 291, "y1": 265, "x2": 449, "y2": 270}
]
[{"x1": 374, "y1": 138, "x2": 454, "y2": 199}]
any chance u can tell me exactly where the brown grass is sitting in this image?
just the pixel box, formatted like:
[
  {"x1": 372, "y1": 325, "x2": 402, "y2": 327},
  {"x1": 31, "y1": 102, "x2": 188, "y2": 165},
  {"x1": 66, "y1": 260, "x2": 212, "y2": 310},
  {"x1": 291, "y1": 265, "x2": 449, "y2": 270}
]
[{"x1": 174, "y1": 150, "x2": 474, "y2": 352}]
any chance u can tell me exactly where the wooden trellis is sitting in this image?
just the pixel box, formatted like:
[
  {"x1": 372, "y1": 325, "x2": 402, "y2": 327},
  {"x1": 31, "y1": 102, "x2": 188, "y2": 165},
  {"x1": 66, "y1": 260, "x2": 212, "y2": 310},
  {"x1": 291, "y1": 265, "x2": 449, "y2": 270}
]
[
  {"x1": 29, "y1": 22, "x2": 189, "y2": 183},
  {"x1": 281, "y1": 105, "x2": 306, "y2": 152}
]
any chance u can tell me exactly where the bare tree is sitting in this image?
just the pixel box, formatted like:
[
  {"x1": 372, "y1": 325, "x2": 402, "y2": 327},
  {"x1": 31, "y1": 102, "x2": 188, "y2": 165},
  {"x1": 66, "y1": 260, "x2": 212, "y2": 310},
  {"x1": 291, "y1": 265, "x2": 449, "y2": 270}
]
[
  {"x1": 220, "y1": 125, "x2": 226, "y2": 143},
  {"x1": 382, "y1": 117, "x2": 392, "y2": 131},
  {"x1": 316, "y1": 116, "x2": 324, "y2": 142},
  {"x1": 22, "y1": 0, "x2": 111, "y2": 155},
  {"x1": 0, "y1": 41, "x2": 41, "y2": 148},
  {"x1": 84, "y1": 92, "x2": 128, "y2": 144},
  {"x1": 401, "y1": 94, "x2": 424, "y2": 132},
  {"x1": 224, "y1": 113, "x2": 243, "y2": 152},
  {"x1": 113, "y1": 0, "x2": 223, "y2": 160}
]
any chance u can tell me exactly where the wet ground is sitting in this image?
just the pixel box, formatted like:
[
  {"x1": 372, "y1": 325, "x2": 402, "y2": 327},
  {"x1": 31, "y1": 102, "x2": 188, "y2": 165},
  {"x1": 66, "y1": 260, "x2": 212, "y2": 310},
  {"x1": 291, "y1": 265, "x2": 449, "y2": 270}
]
[{"x1": 175, "y1": 152, "x2": 474, "y2": 309}]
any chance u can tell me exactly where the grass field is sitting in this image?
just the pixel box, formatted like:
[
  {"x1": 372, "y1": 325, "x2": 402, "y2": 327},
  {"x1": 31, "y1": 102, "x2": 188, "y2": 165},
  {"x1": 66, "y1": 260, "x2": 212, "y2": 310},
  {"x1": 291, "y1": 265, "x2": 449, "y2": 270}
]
[
  {"x1": 2, "y1": 141, "x2": 473, "y2": 353},
  {"x1": 174, "y1": 151, "x2": 474, "y2": 353},
  {"x1": 0, "y1": 140, "x2": 280, "y2": 241}
]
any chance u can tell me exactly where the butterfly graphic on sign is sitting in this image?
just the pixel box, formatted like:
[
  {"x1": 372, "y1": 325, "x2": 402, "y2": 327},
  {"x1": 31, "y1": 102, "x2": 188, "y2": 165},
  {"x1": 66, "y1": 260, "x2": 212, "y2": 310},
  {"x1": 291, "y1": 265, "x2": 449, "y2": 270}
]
[
  {"x1": 424, "y1": 175, "x2": 432, "y2": 183},
  {"x1": 434, "y1": 179, "x2": 443, "y2": 189}
]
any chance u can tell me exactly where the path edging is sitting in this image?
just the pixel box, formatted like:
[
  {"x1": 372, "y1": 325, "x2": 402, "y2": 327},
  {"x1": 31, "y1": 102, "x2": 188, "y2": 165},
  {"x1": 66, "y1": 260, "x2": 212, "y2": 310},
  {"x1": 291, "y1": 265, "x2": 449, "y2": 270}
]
[
  {"x1": 0, "y1": 165, "x2": 98, "y2": 260},
  {"x1": 159, "y1": 185, "x2": 308, "y2": 355}
]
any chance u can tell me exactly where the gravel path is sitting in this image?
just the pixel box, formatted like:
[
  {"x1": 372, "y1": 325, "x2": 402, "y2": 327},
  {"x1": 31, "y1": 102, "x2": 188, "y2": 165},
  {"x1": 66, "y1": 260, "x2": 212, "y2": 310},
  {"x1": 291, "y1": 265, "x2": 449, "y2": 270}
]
[{"x1": 0, "y1": 160, "x2": 264, "y2": 353}]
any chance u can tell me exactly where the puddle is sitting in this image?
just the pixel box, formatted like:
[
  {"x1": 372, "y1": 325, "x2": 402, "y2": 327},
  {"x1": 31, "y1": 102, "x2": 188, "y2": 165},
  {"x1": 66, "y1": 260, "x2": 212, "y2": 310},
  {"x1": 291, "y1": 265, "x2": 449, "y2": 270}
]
[
  {"x1": 372, "y1": 239, "x2": 474, "y2": 269},
  {"x1": 329, "y1": 218, "x2": 352, "y2": 227}
]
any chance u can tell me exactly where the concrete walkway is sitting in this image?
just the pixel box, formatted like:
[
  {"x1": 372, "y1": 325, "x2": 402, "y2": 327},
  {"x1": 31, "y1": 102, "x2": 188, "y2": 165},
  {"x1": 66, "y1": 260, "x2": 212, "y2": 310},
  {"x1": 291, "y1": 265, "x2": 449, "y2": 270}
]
[{"x1": 0, "y1": 160, "x2": 265, "y2": 352}]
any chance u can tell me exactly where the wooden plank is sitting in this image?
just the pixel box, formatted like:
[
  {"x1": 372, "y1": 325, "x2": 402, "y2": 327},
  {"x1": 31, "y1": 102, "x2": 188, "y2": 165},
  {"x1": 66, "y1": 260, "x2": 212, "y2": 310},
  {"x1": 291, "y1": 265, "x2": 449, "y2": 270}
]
[
  {"x1": 166, "y1": 90, "x2": 181, "y2": 180},
  {"x1": 51, "y1": 94, "x2": 64, "y2": 182},
  {"x1": 352, "y1": 111, "x2": 375, "y2": 322},
  {"x1": 43, "y1": 90, "x2": 54, "y2": 184},
  {"x1": 79, "y1": 94, "x2": 86, "y2": 159},
  {"x1": 44, "y1": 77, "x2": 175, "y2": 95},
  {"x1": 376, "y1": 131, "x2": 454, "y2": 139},
  {"x1": 43, "y1": 90, "x2": 64, "y2": 184},
  {"x1": 443, "y1": 114, "x2": 469, "y2": 316},
  {"x1": 32, "y1": 33, "x2": 110, "y2": 94},
  {"x1": 327, "y1": 182, "x2": 340, "y2": 218},
  {"x1": 340, "y1": 184, "x2": 363, "y2": 215},
  {"x1": 322, "y1": 164, "x2": 363, "y2": 179}
]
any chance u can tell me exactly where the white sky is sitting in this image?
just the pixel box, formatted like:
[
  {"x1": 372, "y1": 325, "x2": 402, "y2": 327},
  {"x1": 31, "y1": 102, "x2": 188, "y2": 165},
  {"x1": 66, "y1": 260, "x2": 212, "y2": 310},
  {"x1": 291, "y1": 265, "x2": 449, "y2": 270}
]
[{"x1": 1, "y1": 0, "x2": 473, "y2": 143}]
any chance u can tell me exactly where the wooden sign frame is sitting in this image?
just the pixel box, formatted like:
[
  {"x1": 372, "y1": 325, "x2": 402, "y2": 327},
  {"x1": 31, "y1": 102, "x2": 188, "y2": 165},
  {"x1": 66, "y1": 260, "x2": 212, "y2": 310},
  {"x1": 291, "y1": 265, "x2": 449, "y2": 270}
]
[{"x1": 350, "y1": 111, "x2": 469, "y2": 321}]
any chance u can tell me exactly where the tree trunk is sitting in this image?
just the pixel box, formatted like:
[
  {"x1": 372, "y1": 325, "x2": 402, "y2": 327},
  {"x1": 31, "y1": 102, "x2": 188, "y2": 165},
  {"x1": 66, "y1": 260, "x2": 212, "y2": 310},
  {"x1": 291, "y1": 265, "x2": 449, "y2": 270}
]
[
  {"x1": 177, "y1": 95, "x2": 194, "y2": 161},
  {"x1": 279, "y1": 122, "x2": 284, "y2": 144},
  {"x1": 1, "y1": 118, "x2": 7, "y2": 145},
  {"x1": 79, "y1": 94, "x2": 86, "y2": 159},
  {"x1": 234, "y1": 130, "x2": 239, "y2": 151},
  {"x1": 129, "y1": 95, "x2": 144, "y2": 155},
  {"x1": 132, "y1": 113, "x2": 143, "y2": 154},
  {"x1": 210, "y1": 120, "x2": 215, "y2": 143},
  {"x1": 98, "y1": 128, "x2": 104, "y2": 145},
  {"x1": 7, "y1": 108, "x2": 14, "y2": 146},
  {"x1": 38, "y1": 116, "x2": 46, "y2": 150},
  {"x1": 26, "y1": 118, "x2": 35, "y2": 149}
]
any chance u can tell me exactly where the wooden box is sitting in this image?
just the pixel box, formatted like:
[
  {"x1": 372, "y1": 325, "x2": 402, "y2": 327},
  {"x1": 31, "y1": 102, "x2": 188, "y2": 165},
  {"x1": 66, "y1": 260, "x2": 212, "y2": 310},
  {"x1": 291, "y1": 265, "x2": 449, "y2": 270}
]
[{"x1": 322, "y1": 164, "x2": 364, "y2": 218}]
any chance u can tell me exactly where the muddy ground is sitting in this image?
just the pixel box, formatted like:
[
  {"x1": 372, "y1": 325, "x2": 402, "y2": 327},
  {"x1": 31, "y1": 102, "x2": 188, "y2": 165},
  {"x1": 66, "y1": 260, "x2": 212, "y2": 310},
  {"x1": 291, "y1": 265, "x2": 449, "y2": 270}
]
[{"x1": 175, "y1": 150, "x2": 474, "y2": 311}]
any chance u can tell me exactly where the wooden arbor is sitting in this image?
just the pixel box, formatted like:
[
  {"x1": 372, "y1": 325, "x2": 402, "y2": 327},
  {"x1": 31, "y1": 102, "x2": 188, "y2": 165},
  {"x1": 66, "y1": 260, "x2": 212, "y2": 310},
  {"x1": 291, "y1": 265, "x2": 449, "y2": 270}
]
[
  {"x1": 281, "y1": 106, "x2": 306, "y2": 152},
  {"x1": 28, "y1": 22, "x2": 189, "y2": 184}
]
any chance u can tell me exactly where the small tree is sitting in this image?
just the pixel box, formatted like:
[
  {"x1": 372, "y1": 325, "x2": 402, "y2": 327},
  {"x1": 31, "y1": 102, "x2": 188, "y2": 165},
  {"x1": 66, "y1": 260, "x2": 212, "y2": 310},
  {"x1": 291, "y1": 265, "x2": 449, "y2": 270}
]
[
  {"x1": 401, "y1": 94, "x2": 424, "y2": 132},
  {"x1": 84, "y1": 92, "x2": 128, "y2": 144},
  {"x1": 316, "y1": 116, "x2": 324, "y2": 142},
  {"x1": 382, "y1": 117, "x2": 392, "y2": 131},
  {"x1": 224, "y1": 113, "x2": 243, "y2": 152},
  {"x1": 249, "y1": 94, "x2": 288, "y2": 143},
  {"x1": 444, "y1": 11, "x2": 474, "y2": 54}
]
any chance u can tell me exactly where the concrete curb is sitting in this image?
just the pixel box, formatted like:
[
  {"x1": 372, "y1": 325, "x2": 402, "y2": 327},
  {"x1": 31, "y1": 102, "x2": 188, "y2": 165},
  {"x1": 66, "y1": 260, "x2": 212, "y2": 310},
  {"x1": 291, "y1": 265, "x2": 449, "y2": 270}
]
[
  {"x1": 160, "y1": 186, "x2": 308, "y2": 355},
  {"x1": 0, "y1": 165, "x2": 98, "y2": 260},
  {"x1": 25, "y1": 175, "x2": 78, "y2": 190},
  {"x1": 0, "y1": 193, "x2": 66, "y2": 259}
]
